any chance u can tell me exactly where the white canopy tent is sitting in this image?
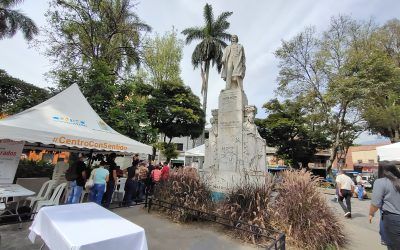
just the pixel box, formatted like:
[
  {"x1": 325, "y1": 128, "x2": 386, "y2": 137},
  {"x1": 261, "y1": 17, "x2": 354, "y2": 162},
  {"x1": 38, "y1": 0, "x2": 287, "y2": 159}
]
[
  {"x1": 184, "y1": 144, "x2": 205, "y2": 157},
  {"x1": 376, "y1": 142, "x2": 400, "y2": 161},
  {"x1": 184, "y1": 144, "x2": 204, "y2": 168},
  {"x1": 0, "y1": 83, "x2": 152, "y2": 154}
]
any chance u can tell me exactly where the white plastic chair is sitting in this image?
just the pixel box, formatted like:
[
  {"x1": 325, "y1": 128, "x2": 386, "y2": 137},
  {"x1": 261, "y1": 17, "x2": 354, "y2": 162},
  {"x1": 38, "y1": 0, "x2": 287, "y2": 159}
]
[
  {"x1": 25, "y1": 180, "x2": 56, "y2": 208},
  {"x1": 112, "y1": 178, "x2": 127, "y2": 202},
  {"x1": 34, "y1": 183, "x2": 67, "y2": 213},
  {"x1": 80, "y1": 190, "x2": 89, "y2": 203}
]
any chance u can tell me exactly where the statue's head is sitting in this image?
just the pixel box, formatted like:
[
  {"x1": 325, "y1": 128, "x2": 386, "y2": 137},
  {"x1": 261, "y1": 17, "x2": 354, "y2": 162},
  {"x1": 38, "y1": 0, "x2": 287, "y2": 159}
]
[
  {"x1": 245, "y1": 105, "x2": 257, "y2": 122},
  {"x1": 211, "y1": 109, "x2": 218, "y2": 118},
  {"x1": 231, "y1": 35, "x2": 238, "y2": 43}
]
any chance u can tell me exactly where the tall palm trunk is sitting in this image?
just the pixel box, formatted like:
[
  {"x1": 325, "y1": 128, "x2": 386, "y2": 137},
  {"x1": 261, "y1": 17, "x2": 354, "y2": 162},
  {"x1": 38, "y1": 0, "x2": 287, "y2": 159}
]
[{"x1": 201, "y1": 60, "x2": 210, "y2": 143}]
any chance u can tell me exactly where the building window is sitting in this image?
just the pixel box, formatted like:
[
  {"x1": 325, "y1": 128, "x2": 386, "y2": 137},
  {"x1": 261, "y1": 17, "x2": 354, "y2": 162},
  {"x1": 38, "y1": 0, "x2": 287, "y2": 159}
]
[
  {"x1": 357, "y1": 160, "x2": 363, "y2": 164},
  {"x1": 368, "y1": 159, "x2": 374, "y2": 164},
  {"x1": 205, "y1": 131, "x2": 209, "y2": 139},
  {"x1": 175, "y1": 143, "x2": 184, "y2": 151}
]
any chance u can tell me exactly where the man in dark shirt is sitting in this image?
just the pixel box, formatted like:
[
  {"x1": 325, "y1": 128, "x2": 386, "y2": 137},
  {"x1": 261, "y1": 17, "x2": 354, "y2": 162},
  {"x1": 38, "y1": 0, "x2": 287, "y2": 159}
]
[
  {"x1": 123, "y1": 154, "x2": 140, "y2": 206},
  {"x1": 66, "y1": 154, "x2": 86, "y2": 204},
  {"x1": 104, "y1": 153, "x2": 118, "y2": 208}
]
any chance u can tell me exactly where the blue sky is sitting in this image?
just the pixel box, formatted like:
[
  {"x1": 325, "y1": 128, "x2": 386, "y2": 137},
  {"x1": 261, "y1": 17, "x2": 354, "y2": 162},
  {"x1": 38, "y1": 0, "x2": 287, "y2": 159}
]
[{"x1": 1, "y1": 0, "x2": 397, "y2": 143}]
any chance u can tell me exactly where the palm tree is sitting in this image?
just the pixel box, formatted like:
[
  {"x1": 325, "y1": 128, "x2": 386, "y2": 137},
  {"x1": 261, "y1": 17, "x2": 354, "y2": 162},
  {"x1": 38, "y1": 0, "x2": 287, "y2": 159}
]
[
  {"x1": 182, "y1": 3, "x2": 232, "y2": 119},
  {"x1": 0, "y1": 0, "x2": 38, "y2": 41}
]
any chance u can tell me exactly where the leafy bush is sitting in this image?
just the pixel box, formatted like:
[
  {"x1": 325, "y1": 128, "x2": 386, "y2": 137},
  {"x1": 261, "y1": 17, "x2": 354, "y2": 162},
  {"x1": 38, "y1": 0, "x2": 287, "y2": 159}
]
[
  {"x1": 14, "y1": 159, "x2": 54, "y2": 182},
  {"x1": 217, "y1": 176, "x2": 275, "y2": 244},
  {"x1": 272, "y1": 170, "x2": 347, "y2": 249},
  {"x1": 153, "y1": 167, "x2": 214, "y2": 222}
]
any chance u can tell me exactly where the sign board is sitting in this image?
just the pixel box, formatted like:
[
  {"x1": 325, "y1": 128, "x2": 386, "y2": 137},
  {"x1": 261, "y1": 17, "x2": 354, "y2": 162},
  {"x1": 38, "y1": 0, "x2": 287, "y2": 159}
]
[{"x1": 0, "y1": 140, "x2": 24, "y2": 183}]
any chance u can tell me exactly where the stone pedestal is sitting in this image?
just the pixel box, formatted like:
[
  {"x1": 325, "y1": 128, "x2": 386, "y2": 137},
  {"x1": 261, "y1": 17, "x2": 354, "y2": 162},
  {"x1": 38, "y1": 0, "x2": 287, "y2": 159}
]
[
  {"x1": 217, "y1": 89, "x2": 247, "y2": 172},
  {"x1": 204, "y1": 88, "x2": 266, "y2": 193}
]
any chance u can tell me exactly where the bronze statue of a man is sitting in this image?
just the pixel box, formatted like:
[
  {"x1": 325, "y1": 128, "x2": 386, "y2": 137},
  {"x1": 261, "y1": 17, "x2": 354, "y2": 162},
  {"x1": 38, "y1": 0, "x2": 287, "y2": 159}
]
[{"x1": 221, "y1": 35, "x2": 246, "y2": 90}]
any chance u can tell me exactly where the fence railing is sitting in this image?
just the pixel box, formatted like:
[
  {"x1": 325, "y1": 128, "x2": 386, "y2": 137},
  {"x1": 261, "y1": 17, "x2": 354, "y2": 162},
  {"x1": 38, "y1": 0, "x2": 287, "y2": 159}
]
[{"x1": 147, "y1": 198, "x2": 285, "y2": 250}]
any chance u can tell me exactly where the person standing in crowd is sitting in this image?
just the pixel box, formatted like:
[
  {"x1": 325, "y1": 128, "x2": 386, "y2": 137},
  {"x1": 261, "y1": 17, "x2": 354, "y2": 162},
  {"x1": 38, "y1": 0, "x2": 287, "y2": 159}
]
[
  {"x1": 104, "y1": 153, "x2": 118, "y2": 208},
  {"x1": 145, "y1": 160, "x2": 156, "y2": 195},
  {"x1": 356, "y1": 173, "x2": 362, "y2": 185},
  {"x1": 161, "y1": 161, "x2": 170, "y2": 181},
  {"x1": 89, "y1": 161, "x2": 109, "y2": 205},
  {"x1": 369, "y1": 161, "x2": 400, "y2": 249},
  {"x1": 136, "y1": 162, "x2": 148, "y2": 202},
  {"x1": 123, "y1": 154, "x2": 140, "y2": 206},
  {"x1": 336, "y1": 169, "x2": 355, "y2": 218},
  {"x1": 66, "y1": 154, "x2": 87, "y2": 204},
  {"x1": 151, "y1": 165, "x2": 162, "y2": 183}
]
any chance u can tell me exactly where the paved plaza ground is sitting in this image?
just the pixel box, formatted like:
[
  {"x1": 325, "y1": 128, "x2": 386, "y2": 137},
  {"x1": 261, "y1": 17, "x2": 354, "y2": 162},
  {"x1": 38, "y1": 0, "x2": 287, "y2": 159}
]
[
  {"x1": 325, "y1": 194, "x2": 386, "y2": 250},
  {"x1": 0, "y1": 194, "x2": 387, "y2": 250}
]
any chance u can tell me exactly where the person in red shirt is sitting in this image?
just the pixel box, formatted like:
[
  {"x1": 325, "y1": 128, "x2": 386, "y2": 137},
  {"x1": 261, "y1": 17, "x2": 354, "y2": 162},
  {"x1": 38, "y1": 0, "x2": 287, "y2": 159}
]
[{"x1": 161, "y1": 162, "x2": 170, "y2": 181}]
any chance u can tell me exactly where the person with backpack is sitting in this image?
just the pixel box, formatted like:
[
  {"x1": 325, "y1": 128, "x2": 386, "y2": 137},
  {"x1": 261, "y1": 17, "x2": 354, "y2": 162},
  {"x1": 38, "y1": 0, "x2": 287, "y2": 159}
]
[{"x1": 66, "y1": 154, "x2": 87, "y2": 204}]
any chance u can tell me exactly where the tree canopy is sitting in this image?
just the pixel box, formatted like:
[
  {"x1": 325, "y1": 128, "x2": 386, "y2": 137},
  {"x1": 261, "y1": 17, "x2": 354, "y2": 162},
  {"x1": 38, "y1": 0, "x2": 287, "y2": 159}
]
[
  {"x1": 0, "y1": 69, "x2": 50, "y2": 115},
  {"x1": 44, "y1": 0, "x2": 151, "y2": 78},
  {"x1": 140, "y1": 81, "x2": 205, "y2": 141},
  {"x1": 143, "y1": 30, "x2": 183, "y2": 86},
  {"x1": 256, "y1": 98, "x2": 330, "y2": 168},
  {"x1": 275, "y1": 16, "x2": 373, "y2": 171}
]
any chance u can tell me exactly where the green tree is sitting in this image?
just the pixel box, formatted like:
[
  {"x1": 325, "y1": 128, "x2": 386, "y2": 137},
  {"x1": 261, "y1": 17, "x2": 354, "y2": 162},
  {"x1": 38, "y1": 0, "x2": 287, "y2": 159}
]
[
  {"x1": 143, "y1": 29, "x2": 183, "y2": 87},
  {"x1": 0, "y1": 69, "x2": 50, "y2": 115},
  {"x1": 0, "y1": 0, "x2": 38, "y2": 40},
  {"x1": 137, "y1": 81, "x2": 205, "y2": 161},
  {"x1": 275, "y1": 16, "x2": 372, "y2": 172},
  {"x1": 181, "y1": 3, "x2": 232, "y2": 118},
  {"x1": 41, "y1": 0, "x2": 154, "y2": 143},
  {"x1": 44, "y1": 0, "x2": 151, "y2": 78},
  {"x1": 357, "y1": 20, "x2": 400, "y2": 142},
  {"x1": 256, "y1": 99, "x2": 330, "y2": 168},
  {"x1": 108, "y1": 77, "x2": 158, "y2": 145}
]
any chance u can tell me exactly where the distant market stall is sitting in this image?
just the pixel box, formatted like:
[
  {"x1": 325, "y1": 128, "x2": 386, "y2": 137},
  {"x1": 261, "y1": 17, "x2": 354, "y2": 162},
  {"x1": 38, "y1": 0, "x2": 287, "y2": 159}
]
[{"x1": 0, "y1": 83, "x2": 152, "y2": 183}]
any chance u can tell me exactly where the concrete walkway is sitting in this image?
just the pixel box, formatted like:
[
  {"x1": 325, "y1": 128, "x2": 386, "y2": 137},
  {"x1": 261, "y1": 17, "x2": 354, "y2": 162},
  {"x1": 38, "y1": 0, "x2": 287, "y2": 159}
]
[{"x1": 324, "y1": 194, "x2": 386, "y2": 250}]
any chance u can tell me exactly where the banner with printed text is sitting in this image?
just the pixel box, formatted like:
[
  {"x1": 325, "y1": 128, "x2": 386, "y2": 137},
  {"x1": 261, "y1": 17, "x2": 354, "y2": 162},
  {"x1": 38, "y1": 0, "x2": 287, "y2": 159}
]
[{"x1": 0, "y1": 140, "x2": 24, "y2": 183}]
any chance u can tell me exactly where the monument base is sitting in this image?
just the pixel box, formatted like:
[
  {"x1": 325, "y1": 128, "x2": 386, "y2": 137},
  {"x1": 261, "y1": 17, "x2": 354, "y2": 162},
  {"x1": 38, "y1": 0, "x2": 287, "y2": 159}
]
[{"x1": 204, "y1": 87, "x2": 267, "y2": 193}]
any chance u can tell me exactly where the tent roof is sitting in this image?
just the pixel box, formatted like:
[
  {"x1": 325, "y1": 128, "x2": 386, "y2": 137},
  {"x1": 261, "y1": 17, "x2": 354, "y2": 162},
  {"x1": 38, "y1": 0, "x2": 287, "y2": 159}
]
[
  {"x1": 376, "y1": 142, "x2": 400, "y2": 161},
  {"x1": 0, "y1": 84, "x2": 152, "y2": 154},
  {"x1": 185, "y1": 144, "x2": 204, "y2": 157}
]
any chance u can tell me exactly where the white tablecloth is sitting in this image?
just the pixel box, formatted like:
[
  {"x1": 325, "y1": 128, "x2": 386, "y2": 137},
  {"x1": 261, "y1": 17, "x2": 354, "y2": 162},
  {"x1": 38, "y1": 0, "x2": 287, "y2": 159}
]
[
  {"x1": 29, "y1": 203, "x2": 148, "y2": 250},
  {"x1": 0, "y1": 184, "x2": 35, "y2": 198}
]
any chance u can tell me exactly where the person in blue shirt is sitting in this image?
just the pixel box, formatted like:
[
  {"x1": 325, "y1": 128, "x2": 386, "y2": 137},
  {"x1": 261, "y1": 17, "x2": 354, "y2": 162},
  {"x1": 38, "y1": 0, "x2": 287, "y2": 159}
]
[{"x1": 89, "y1": 161, "x2": 109, "y2": 205}]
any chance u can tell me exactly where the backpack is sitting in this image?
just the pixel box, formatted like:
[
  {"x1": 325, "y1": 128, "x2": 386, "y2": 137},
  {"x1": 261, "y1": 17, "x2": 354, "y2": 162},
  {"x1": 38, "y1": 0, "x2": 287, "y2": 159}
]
[
  {"x1": 152, "y1": 169, "x2": 161, "y2": 182},
  {"x1": 65, "y1": 163, "x2": 78, "y2": 181}
]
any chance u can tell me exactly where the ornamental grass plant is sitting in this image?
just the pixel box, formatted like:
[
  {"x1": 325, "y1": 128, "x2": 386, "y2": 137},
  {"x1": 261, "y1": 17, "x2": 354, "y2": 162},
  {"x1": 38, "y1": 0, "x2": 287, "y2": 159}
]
[
  {"x1": 217, "y1": 176, "x2": 276, "y2": 245},
  {"x1": 272, "y1": 170, "x2": 347, "y2": 249},
  {"x1": 153, "y1": 167, "x2": 214, "y2": 222}
]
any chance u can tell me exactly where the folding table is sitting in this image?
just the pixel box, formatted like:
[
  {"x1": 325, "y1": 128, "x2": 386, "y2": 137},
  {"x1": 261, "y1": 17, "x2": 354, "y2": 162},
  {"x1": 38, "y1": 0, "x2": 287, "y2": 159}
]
[{"x1": 29, "y1": 202, "x2": 148, "y2": 250}]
